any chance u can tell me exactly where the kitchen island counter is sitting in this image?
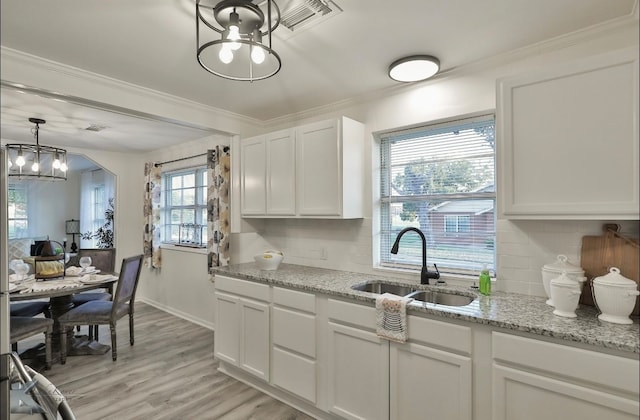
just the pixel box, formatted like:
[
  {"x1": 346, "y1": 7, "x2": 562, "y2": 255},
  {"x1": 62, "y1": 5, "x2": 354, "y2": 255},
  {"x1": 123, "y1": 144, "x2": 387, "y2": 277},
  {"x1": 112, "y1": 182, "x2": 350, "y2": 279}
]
[{"x1": 211, "y1": 262, "x2": 640, "y2": 354}]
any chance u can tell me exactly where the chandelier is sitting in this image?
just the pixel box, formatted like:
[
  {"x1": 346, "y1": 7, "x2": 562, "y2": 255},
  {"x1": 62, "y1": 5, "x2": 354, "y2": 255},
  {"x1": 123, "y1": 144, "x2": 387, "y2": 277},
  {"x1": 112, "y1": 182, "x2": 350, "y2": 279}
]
[
  {"x1": 6, "y1": 118, "x2": 68, "y2": 181},
  {"x1": 196, "y1": 0, "x2": 282, "y2": 81}
]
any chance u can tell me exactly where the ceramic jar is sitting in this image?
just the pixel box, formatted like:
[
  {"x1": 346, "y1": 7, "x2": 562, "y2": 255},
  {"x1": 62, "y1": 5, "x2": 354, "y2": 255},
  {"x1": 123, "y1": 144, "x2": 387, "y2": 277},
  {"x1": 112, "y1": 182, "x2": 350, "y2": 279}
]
[
  {"x1": 592, "y1": 267, "x2": 640, "y2": 325},
  {"x1": 542, "y1": 255, "x2": 585, "y2": 306},
  {"x1": 550, "y1": 271, "x2": 582, "y2": 318}
]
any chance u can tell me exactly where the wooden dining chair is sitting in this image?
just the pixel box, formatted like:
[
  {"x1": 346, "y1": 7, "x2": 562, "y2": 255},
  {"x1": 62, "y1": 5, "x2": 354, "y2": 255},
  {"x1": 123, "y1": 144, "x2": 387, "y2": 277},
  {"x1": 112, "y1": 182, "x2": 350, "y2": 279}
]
[
  {"x1": 59, "y1": 254, "x2": 144, "y2": 363},
  {"x1": 10, "y1": 316, "x2": 54, "y2": 370}
]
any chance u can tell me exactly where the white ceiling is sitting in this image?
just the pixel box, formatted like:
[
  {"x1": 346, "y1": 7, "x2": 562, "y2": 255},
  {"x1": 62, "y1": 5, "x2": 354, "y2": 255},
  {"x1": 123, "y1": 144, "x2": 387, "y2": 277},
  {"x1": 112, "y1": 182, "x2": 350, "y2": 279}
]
[{"x1": 1, "y1": 0, "x2": 637, "y2": 152}]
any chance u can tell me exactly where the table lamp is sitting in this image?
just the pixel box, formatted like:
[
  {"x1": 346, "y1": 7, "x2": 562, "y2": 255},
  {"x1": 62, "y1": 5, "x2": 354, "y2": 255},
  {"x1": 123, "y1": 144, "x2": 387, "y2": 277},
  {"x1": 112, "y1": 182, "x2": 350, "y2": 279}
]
[{"x1": 65, "y1": 219, "x2": 80, "y2": 253}]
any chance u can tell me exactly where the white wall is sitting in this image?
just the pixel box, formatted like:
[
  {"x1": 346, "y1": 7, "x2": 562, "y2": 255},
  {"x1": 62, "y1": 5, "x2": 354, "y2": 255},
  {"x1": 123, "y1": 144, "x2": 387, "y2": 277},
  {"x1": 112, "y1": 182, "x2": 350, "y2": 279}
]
[
  {"x1": 22, "y1": 169, "x2": 80, "y2": 243},
  {"x1": 234, "y1": 19, "x2": 640, "y2": 296},
  {"x1": 1, "y1": 16, "x2": 637, "y2": 329}
]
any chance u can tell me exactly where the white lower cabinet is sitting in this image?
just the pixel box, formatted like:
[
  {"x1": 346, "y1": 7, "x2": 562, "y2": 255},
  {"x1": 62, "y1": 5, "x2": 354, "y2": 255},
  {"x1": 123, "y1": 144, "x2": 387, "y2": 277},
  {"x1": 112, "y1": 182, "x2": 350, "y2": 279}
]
[
  {"x1": 213, "y1": 276, "x2": 639, "y2": 420},
  {"x1": 213, "y1": 276, "x2": 270, "y2": 381},
  {"x1": 390, "y1": 342, "x2": 472, "y2": 420},
  {"x1": 492, "y1": 332, "x2": 640, "y2": 420},
  {"x1": 326, "y1": 298, "x2": 389, "y2": 420},
  {"x1": 327, "y1": 321, "x2": 390, "y2": 420},
  {"x1": 390, "y1": 315, "x2": 473, "y2": 420},
  {"x1": 271, "y1": 287, "x2": 318, "y2": 404}
]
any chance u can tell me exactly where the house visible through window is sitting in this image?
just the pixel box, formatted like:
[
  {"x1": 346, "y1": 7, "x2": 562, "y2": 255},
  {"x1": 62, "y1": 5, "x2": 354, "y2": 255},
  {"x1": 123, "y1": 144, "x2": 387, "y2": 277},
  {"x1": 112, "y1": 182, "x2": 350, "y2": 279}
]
[
  {"x1": 161, "y1": 167, "x2": 208, "y2": 245},
  {"x1": 8, "y1": 183, "x2": 28, "y2": 238},
  {"x1": 379, "y1": 113, "x2": 496, "y2": 275}
]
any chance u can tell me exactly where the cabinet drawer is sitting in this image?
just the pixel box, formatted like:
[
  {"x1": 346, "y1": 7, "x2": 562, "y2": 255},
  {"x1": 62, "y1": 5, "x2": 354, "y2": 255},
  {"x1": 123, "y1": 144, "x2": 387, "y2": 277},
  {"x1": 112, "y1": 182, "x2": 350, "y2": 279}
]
[
  {"x1": 272, "y1": 347, "x2": 317, "y2": 404},
  {"x1": 214, "y1": 275, "x2": 270, "y2": 301},
  {"x1": 407, "y1": 315, "x2": 471, "y2": 355},
  {"x1": 493, "y1": 332, "x2": 639, "y2": 395},
  {"x1": 272, "y1": 307, "x2": 316, "y2": 357},
  {"x1": 328, "y1": 299, "x2": 376, "y2": 330},
  {"x1": 273, "y1": 287, "x2": 316, "y2": 313}
]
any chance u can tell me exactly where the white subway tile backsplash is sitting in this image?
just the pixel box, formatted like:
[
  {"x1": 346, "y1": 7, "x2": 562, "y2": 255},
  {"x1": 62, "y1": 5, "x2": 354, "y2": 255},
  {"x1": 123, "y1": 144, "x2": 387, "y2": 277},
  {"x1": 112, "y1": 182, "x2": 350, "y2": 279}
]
[
  {"x1": 243, "y1": 216, "x2": 637, "y2": 298},
  {"x1": 499, "y1": 254, "x2": 531, "y2": 269}
]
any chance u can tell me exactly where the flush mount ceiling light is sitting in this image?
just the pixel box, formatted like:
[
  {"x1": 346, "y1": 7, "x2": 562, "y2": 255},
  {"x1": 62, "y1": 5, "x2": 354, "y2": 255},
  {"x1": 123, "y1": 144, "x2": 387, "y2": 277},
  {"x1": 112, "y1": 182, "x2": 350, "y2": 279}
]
[
  {"x1": 196, "y1": 0, "x2": 282, "y2": 81},
  {"x1": 388, "y1": 55, "x2": 440, "y2": 83},
  {"x1": 6, "y1": 118, "x2": 68, "y2": 181}
]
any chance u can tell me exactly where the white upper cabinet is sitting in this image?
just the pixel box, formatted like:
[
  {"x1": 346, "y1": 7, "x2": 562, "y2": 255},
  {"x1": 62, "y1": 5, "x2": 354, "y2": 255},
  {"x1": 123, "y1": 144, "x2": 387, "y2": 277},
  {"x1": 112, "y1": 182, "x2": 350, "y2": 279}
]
[
  {"x1": 239, "y1": 116, "x2": 365, "y2": 219},
  {"x1": 497, "y1": 47, "x2": 639, "y2": 219},
  {"x1": 266, "y1": 129, "x2": 296, "y2": 216},
  {"x1": 240, "y1": 135, "x2": 267, "y2": 216},
  {"x1": 296, "y1": 117, "x2": 364, "y2": 218}
]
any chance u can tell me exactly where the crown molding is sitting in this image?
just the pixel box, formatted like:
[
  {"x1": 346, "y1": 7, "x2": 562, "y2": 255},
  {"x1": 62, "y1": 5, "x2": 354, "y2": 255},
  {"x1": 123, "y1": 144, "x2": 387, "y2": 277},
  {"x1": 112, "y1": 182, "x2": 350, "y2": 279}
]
[{"x1": 0, "y1": 47, "x2": 264, "y2": 133}]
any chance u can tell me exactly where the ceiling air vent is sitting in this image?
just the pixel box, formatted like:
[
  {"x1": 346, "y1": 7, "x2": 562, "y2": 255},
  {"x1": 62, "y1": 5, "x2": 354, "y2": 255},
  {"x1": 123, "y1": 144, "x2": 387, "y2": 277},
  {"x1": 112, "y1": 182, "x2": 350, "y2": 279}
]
[
  {"x1": 279, "y1": 0, "x2": 342, "y2": 32},
  {"x1": 85, "y1": 124, "x2": 108, "y2": 132}
]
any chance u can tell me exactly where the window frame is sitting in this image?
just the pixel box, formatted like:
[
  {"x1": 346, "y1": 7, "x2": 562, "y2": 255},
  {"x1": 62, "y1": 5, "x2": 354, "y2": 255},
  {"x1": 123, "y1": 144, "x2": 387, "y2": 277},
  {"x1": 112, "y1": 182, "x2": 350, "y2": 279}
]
[
  {"x1": 161, "y1": 166, "x2": 208, "y2": 246},
  {"x1": 376, "y1": 113, "x2": 497, "y2": 277}
]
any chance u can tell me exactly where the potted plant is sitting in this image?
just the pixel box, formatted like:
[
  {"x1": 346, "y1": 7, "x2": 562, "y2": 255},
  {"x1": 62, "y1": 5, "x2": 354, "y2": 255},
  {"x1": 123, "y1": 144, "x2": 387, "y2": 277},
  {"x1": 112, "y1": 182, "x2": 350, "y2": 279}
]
[{"x1": 81, "y1": 198, "x2": 114, "y2": 249}]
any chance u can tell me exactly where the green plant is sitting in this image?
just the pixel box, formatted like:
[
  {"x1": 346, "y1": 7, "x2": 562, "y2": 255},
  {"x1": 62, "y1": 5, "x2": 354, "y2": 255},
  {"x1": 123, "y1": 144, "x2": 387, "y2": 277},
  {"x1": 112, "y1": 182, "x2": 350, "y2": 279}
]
[{"x1": 81, "y1": 198, "x2": 114, "y2": 248}]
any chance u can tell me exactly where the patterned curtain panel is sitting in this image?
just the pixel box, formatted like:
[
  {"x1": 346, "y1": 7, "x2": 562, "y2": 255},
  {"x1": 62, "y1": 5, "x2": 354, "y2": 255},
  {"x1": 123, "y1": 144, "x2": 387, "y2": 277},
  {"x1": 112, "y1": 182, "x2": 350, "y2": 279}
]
[
  {"x1": 143, "y1": 162, "x2": 162, "y2": 269},
  {"x1": 207, "y1": 146, "x2": 231, "y2": 276}
]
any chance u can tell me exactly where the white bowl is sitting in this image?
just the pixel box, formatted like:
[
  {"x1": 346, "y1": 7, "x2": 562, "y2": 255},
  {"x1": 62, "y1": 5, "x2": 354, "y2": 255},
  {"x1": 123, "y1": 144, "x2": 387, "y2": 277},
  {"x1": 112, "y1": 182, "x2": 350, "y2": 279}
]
[
  {"x1": 593, "y1": 267, "x2": 639, "y2": 325},
  {"x1": 254, "y1": 251, "x2": 284, "y2": 271}
]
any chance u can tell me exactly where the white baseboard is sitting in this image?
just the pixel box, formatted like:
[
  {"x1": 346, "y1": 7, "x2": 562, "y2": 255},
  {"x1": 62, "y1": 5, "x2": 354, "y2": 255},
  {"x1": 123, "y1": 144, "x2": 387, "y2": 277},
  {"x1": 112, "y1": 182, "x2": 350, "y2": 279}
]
[{"x1": 137, "y1": 297, "x2": 215, "y2": 331}]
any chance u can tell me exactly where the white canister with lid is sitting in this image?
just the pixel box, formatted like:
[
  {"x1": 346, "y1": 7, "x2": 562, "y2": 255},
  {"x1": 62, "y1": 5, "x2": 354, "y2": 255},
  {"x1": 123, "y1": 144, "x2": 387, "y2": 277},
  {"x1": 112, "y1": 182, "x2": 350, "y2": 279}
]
[
  {"x1": 541, "y1": 255, "x2": 585, "y2": 307},
  {"x1": 550, "y1": 271, "x2": 582, "y2": 318},
  {"x1": 592, "y1": 267, "x2": 639, "y2": 325}
]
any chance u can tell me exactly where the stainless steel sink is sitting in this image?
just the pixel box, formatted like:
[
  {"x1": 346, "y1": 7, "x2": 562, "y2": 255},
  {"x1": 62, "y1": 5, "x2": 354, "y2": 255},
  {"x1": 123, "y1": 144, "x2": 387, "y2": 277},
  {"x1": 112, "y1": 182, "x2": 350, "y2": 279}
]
[
  {"x1": 351, "y1": 282, "x2": 417, "y2": 296},
  {"x1": 406, "y1": 290, "x2": 474, "y2": 307},
  {"x1": 352, "y1": 281, "x2": 476, "y2": 307}
]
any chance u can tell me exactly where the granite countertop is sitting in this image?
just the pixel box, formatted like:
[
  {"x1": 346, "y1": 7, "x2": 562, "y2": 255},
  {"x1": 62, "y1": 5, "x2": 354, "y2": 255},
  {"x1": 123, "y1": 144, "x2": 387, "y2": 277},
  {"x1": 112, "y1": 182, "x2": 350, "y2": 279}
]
[{"x1": 211, "y1": 262, "x2": 640, "y2": 354}]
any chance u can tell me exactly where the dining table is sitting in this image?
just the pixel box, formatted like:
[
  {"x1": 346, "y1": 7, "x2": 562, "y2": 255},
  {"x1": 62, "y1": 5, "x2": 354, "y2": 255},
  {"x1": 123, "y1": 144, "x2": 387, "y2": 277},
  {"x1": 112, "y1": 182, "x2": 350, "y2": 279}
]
[{"x1": 9, "y1": 271, "x2": 118, "y2": 365}]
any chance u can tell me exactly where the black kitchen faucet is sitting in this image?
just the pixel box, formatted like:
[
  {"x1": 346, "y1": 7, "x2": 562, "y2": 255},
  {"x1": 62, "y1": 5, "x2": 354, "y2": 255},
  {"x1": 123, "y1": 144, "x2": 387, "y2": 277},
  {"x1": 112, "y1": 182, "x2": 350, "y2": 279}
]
[{"x1": 390, "y1": 227, "x2": 440, "y2": 285}]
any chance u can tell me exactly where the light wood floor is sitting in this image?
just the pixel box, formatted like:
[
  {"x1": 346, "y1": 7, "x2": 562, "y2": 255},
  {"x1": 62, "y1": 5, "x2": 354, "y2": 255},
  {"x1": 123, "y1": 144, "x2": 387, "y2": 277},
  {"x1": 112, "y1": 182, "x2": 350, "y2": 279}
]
[{"x1": 20, "y1": 302, "x2": 315, "y2": 420}]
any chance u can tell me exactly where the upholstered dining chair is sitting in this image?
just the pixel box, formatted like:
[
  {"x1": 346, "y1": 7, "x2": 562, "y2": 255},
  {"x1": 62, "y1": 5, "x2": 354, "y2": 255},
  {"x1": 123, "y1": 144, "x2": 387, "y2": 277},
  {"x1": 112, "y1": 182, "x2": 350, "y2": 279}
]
[
  {"x1": 10, "y1": 316, "x2": 54, "y2": 370},
  {"x1": 59, "y1": 254, "x2": 143, "y2": 363},
  {"x1": 69, "y1": 248, "x2": 117, "y2": 339},
  {"x1": 10, "y1": 301, "x2": 49, "y2": 317}
]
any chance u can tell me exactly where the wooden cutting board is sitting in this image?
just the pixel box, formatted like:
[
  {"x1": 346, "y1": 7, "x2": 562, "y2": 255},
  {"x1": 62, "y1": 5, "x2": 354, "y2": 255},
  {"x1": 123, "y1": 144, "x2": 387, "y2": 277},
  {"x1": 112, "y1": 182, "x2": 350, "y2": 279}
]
[{"x1": 580, "y1": 224, "x2": 640, "y2": 316}]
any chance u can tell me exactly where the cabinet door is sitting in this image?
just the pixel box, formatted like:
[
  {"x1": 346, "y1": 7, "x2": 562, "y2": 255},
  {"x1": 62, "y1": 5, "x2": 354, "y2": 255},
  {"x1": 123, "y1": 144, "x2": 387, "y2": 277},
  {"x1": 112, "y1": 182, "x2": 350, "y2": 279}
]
[
  {"x1": 266, "y1": 129, "x2": 296, "y2": 215},
  {"x1": 493, "y1": 365, "x2": 639, "y2": 420},
  {"x1": 296, "y1": 119, "x2": 341, "y2": 216},
  {"x1": 239, "y1": 298, "x2": 270, "y2": 381},
  {"x1": 240, "y1": 136, "x2": 266, "y2": 215},
  {"x1": 497, "y1": 48, "x2": 639, "y2": 219},
  {"x1": 213, "y1": 292, "x2": 240, "y2": 365},
  {"x1": 390, "y1": 342, "x2": 472, "y2": 420},
  {"x1": 327, "y1": 322, "x2": 389, "y2": 420}
]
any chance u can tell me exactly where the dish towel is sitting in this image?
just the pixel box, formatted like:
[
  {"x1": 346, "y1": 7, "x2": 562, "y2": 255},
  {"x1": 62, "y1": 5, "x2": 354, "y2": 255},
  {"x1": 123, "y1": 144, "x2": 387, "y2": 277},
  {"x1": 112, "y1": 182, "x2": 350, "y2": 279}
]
[{"x1": 376, "y1": 293, "x2": 412, "y2": 343}]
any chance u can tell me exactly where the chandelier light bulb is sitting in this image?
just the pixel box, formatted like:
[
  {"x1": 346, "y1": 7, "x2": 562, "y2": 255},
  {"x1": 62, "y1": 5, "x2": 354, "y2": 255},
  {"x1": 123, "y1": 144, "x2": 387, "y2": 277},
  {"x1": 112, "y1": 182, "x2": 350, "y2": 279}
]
[
  {"x1": 31, "y1": 161, "x2": 39, "y2": 172},
  {"x1": 60, "y1": 162, "x2": 68, "y2": 172},
  {"x1": 16, "y1": 152, "x2": 25, "y2": 167},
  {"x1": 251, "y1": 45, "x2": 265, "y2": 64},
  {"x1": 228, "y1": 11, "x2": 242, "y2": 50},
  {"x1": 219, "y1": 45, "x2": 234, "y2": 63},
  {"x1": 53, "y1": 152, "x2": 61, "y2": 169}
]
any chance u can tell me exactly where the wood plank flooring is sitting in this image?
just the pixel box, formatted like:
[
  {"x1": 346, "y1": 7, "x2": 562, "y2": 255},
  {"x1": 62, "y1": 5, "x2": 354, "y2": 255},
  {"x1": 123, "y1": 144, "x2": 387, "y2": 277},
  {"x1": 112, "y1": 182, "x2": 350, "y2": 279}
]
[{"x1": 21, "y1": 303, "x2": 315, "y2": 420}]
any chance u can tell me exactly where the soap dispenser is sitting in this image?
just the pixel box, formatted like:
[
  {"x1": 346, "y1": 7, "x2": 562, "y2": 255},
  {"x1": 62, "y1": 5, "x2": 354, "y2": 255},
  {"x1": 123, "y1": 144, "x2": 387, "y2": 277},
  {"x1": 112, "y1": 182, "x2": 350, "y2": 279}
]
[{"x1": 479, "y1": 265, "x2": 491, "y2": 296}]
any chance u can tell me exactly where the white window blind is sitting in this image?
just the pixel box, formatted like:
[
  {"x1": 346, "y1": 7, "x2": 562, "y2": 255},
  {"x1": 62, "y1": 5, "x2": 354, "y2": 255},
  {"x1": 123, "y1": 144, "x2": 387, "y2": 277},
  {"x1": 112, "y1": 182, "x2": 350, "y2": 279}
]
[
  {"x1": 161, "y1": 167, "x2": 208, "y2": 244},
  {"x1": 379, "y1": 114, "x2": 496, "y2": 275}
]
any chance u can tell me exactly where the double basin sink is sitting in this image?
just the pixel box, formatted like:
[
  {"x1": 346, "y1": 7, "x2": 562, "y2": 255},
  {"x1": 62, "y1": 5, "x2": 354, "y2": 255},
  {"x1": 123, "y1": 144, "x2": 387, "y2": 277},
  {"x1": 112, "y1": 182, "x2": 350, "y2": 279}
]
[{"x1": 352, "y1": 281, "x2": 475, "y2": 307}]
